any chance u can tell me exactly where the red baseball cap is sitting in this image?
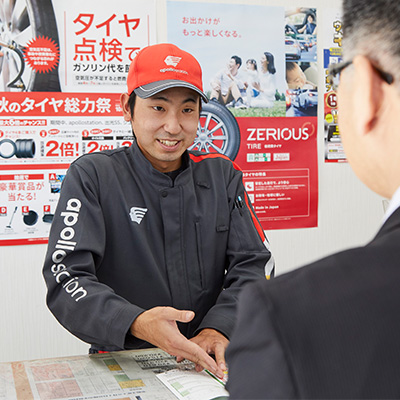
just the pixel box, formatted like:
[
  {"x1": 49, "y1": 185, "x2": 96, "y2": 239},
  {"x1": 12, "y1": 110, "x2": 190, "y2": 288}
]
[{"x1": 127, "y1": 43, "x2": 208, "y2": 102}]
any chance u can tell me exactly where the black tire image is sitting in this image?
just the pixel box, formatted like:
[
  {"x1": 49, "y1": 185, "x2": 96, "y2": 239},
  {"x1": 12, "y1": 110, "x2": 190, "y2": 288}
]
[
  {"x1": 191, "y1": 101, "x2": 241, "y2": 161},
  {"x1": 15, "y1": 138, "x2": 35, "y2": 158},
  {"x1": 0, "y1": 0, "x2": 61, "y2": 91}
]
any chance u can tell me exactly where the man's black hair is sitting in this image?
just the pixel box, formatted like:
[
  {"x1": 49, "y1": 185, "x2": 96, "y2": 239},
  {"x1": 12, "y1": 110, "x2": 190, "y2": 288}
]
[
  {"x1": 128, "y1": 91, "x2": 137, "y2": 116},
  {"x1": 128, "y1": 92, "x2": 137, "y2": 140},
  {"x1": 231, "y1": 55, "x2": 242, "y2": 68}
]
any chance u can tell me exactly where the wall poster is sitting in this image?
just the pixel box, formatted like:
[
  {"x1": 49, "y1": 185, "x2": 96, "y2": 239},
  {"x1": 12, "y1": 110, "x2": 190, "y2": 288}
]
[
  {"x1": 0, "y1": 1, "x2": 319, "y2": 246},
  {"x1": 0, "y1": 0, "x2": 156, "y2": 246},
  {"x1": 167, "y1": 2, "x2": 318, "y2": 230},
  {"x1": 322, "y1": 8, "x2": 345, "y2": 162}
]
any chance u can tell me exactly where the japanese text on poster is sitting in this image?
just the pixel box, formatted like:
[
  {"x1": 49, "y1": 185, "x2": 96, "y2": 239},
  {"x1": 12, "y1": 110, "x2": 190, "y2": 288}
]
[
  {"x1": 0, "y1": 0, "x2": 156, "y2": 246},
  {"x1": 167, "y1": 1, "x2": 318, "y2": 229}
]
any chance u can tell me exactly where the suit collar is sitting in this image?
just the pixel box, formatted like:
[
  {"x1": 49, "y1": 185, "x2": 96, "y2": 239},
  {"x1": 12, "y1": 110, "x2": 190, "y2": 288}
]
[{"x1": 376, "y1": 206, "x2": 400, "y2": 238}]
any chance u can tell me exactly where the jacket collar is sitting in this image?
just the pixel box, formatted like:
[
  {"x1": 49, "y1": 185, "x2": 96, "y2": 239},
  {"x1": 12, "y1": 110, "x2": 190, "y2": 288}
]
[{"x1": 128, "y1": 141, "x2": 191, "y2": 187}]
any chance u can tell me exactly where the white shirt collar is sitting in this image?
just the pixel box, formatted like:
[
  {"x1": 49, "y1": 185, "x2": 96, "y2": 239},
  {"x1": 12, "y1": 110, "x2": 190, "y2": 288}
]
[{"x1": 382, "y1": 186, "x2": 400, "y2": 224}]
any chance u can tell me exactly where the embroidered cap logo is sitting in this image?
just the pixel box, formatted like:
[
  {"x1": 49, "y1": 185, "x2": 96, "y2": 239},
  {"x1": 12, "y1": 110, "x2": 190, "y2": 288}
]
[
  {"x1": 126, "y1": 44, "x2": 208, "y2": 102},
  {"x1": 129, "y1": 207, "x2": 148, "y2": 224},
  {"x1": 164, "y1": 56, "x2": 181, "y2": 67}
]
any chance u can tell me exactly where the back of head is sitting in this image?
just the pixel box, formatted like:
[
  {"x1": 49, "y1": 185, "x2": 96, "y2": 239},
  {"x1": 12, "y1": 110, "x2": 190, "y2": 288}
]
[{"x1": 343, "y1": 0, "x2": 400, "y2": 87}]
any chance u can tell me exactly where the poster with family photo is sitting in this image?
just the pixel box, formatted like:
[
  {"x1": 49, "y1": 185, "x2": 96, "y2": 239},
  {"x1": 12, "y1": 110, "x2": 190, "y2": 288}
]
[
  {"x1": 167, "y1": 2, "x2": 287, "y2": 118},
  {"x1": 167, "y1": 1, "x2": 318, "y2": 230}
]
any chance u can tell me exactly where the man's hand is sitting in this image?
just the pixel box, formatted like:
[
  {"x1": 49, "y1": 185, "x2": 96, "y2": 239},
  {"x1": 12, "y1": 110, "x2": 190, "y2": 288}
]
[
  {"x1": 177, "y1": 328, "x2": 229, "y2": 373},
  {"x1": 130, "y1": 307, "x2": 224, "y2": 378}
]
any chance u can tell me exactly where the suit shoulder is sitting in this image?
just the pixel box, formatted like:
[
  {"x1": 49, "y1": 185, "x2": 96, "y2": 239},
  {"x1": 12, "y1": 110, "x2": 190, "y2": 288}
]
[{"x1": 256, "y1": 242, "x2": 399, "y2": 308}]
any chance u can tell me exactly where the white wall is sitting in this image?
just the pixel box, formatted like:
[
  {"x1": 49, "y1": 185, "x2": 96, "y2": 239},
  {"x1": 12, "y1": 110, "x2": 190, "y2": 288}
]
[{"x1": 0, "y1": 0, "x2": 386, "y2": 363}]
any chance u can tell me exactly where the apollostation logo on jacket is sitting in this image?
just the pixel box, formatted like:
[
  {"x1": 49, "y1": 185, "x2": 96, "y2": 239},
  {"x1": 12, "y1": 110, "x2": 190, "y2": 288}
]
[
  {"x1": 49, "y1": 198, "x2": 87, "y2": 302},
  {"x1": 129, "y1": 206, "x2": 148, "y2": 224}
]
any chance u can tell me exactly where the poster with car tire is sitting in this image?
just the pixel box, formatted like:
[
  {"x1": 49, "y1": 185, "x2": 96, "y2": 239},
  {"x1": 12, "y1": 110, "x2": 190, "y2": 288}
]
[
  {"x1": 322, "y1": 8, "x2": 346, "y2": 162},
  {"x1": 0, "y1": 0, "x2": 156, "y2": 246},
  {"x1": 167, "y1": 2, "x2": 318, "y2": 230}
]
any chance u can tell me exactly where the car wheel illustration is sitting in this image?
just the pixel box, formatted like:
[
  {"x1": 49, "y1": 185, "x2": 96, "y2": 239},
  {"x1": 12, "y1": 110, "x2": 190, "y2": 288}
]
[
  {"x1": 0, "y1": 0, "x2": 61, "y2": 91},
  {"x1": 191, "y1": 100, "x2": 241, "y2": 161}
]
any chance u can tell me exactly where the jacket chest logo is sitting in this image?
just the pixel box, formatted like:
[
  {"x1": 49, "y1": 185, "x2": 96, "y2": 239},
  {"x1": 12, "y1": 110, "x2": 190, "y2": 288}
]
[{"x1": 129, "y1": 207, "x2": 148, "y2": 224}]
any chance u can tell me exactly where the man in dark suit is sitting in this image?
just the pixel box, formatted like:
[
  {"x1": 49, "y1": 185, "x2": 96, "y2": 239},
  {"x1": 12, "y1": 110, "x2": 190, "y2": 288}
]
[{"x1": 226, "y1": 0, "x2": 400, "y2": 398}]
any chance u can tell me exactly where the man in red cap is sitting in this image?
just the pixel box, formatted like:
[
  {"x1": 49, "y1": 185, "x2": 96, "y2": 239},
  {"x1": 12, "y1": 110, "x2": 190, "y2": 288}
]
[{"x1": 43, "y1": 43, "x2": 273, "y2": 378}]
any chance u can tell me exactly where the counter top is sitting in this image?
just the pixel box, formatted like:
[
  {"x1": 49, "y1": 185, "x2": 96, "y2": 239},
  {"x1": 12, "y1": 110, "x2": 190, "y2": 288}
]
[{"x1": 0, "y1": 348, "x2": 193, "y2": 399}]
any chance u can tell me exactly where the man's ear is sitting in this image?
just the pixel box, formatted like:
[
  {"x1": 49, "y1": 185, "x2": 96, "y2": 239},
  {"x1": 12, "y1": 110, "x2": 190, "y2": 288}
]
[
  {"x1": 120, "y1": 93, "x2": 132, "y2": 122},
  {"x1": 352, "y1": 55, "x2": 383, "y2": 135}
]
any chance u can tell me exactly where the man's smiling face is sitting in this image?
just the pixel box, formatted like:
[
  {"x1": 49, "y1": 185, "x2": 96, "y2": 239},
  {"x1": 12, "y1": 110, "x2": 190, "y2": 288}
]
[{"x1": 122, "y1": 86, "x2": 200, "y2": 173}]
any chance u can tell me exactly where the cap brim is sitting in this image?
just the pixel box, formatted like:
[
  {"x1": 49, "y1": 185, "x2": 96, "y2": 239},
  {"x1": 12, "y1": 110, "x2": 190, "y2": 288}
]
[{"x1": 134, "y1": 80, "x2": 208, "y2": 103}]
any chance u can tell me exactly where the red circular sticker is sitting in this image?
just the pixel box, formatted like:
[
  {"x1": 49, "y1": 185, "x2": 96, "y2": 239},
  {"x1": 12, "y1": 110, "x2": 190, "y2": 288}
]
[
  {"x1": 325, "y1": 92, "x2": 338, "y2": 109},
  {"x1": 23, "y1": 36, "x2": 60, "y2": 73}
]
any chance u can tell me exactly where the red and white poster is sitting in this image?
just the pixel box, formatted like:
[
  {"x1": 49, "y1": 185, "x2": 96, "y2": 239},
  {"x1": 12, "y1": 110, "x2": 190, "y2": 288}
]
[
  {"x1": 167, "y1": 2, "x2": 318, "y2": 230},
  {"x1": 235, "y1": 117, "x2": 317, "y2": 230},
  {"x1": 0, "y1": 0, "x2": 156, "y2": 246}
]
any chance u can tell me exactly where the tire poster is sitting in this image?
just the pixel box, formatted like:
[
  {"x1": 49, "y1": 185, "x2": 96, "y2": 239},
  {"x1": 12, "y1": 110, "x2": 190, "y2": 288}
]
[
  {"x1": 167, "y1": 2, "x2": 318, "y2": 230},
  {"x1": 0, "y1": 0, "x2": 156, "y2": 245},
  {"x1": 0, "y1": 1, "x2": 317, "y2": 246}
]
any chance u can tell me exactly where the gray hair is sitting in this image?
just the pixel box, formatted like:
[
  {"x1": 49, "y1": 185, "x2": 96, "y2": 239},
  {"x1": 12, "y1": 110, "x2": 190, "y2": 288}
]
[{"x1": 342, "y1": 0, "x2": 400, "y2": 86}]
